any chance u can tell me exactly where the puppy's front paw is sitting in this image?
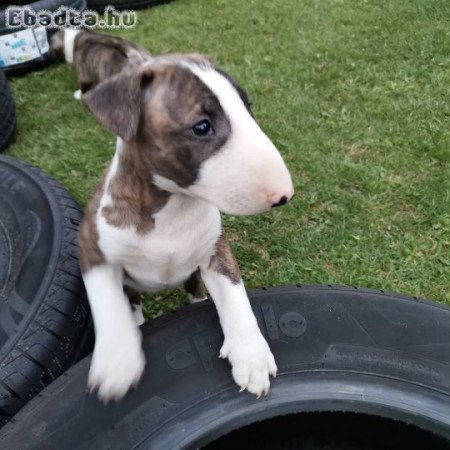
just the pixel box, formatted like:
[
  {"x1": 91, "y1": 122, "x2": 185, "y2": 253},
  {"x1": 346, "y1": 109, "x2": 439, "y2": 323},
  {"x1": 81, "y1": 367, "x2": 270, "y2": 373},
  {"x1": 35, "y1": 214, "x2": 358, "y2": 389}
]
[
  {"x1": 220, "y1": 332, "x2": 277, "y2": 398},
  {"x1": 88, "y1": 329, "x2": 145, "y2": 402}
]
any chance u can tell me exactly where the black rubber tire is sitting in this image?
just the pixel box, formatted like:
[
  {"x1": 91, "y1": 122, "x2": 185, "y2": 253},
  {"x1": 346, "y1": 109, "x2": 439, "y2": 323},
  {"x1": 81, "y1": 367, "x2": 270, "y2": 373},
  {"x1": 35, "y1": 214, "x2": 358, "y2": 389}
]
[
  {"x1": 0, "y1": 155, "x2": 93, "y2": 427},
  {"x1": 0, "y1": 70, "x2": 16, "y2": 152},
  {"x1": 0, "y1": 285, "x2": 449, "y2": 448},
  {"x1": 86, "y1": 0, "x2": 172, "y2": 13},
  {"x1": 0, "y1": 0, "x2": 86, "y2": 76}
]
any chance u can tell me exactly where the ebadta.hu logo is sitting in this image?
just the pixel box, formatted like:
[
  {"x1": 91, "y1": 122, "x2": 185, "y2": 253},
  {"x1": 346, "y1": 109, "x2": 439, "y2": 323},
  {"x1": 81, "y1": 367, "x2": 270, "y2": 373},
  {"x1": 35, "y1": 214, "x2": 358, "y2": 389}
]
[{"x1": 4, "y1": 5, "x2": 137, "y2": 29}]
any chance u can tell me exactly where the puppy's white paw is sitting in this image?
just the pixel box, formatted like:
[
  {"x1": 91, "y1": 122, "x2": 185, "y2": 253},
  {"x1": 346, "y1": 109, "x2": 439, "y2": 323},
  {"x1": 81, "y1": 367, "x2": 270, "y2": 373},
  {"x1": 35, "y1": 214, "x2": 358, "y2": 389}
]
[
  {"x1": 73, "y1": 89, "x2": 82, "y2": 100},
  {"x1": 88, "y1": 328, "x2": 145, "y2": 402},
  {"x1": 220, "y1": 332, "x2": 277, "y2": 398}
]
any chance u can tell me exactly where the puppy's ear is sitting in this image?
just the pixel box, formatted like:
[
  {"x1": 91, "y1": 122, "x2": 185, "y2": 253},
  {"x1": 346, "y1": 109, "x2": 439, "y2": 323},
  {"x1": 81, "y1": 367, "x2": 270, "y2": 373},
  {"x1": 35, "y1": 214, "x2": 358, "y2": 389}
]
[{"x1": 82, "y1": 68, "x2": 153, "y2": 141}]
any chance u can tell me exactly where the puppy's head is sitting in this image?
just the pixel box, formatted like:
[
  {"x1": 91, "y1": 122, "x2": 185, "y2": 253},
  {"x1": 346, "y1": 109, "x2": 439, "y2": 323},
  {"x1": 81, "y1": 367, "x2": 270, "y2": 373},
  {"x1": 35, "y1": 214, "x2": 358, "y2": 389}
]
[{"x1": 82, "y1": 55, "x2": 294, "y2": 215}]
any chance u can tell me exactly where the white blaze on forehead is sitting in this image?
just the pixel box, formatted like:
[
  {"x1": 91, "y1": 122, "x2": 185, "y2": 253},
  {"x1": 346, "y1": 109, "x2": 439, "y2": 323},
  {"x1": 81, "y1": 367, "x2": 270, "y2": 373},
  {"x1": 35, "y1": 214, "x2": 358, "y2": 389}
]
[{"x1": 185, "y1": 64, "x2": 259, "y2": 136}]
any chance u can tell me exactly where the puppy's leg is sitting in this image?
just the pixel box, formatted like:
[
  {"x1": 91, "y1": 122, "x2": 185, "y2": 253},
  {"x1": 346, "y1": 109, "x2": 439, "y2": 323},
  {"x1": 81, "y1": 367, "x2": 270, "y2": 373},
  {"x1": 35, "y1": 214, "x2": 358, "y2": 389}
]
[
  {"x1": 124, "y1": 286, "x2": 145, "y2": 326},
  {"x1": 200, "y1": 233, "x2": 277, "y2": 397},
  {"x1": 82, "y1": 264, "x2": 145, "y2": 402},
  {"x1": 184, "y1": 268, "x2": 208, "y2": 304}
]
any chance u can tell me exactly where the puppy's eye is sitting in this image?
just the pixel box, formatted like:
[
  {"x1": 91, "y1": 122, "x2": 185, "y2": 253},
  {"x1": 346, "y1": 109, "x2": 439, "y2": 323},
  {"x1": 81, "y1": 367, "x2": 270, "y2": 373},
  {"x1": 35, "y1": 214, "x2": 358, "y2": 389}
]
[{"x1": 192, "y1": 119, "x2": 214, "y2": 137}]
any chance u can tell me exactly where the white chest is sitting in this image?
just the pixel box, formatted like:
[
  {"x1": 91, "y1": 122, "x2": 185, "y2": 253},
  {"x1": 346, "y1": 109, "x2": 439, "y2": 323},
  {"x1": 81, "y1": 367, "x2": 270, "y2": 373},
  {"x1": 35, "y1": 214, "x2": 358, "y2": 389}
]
[{"x1": 96, "y1": 194, "x2": 222, "y2": 291}]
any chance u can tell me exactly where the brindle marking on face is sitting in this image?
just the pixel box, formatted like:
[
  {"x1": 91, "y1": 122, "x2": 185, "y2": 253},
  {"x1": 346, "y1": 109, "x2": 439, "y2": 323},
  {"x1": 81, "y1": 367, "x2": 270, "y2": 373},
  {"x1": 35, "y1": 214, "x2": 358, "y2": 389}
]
[
  {"x1": 101, "y1": 145, "x2": 171, "y2": 234},
  {"x1": 78, "y1": 166, "x2": 108, "y2": 274},
  {"x1": 72, "y1": 30, "x2": 151, "y2": 94},
  {"x1": 209, "y1": 233, "x2": 241, "y2": 284},
  {"x1": 184, "y1": 268, "x2": 208, "y2": 299},
  {"x1": 84, "y1": 60, "x2": 232, "y2": 188},
  {"x1": 135, "y1": 62, "x2": 232, "y2": 187}
]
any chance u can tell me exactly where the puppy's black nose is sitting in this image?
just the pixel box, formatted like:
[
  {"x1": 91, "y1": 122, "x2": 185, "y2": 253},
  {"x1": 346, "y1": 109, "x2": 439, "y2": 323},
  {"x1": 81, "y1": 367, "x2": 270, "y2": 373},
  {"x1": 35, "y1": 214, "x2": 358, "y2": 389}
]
[{"x1": 271, "y1": 195, "x2": 288, "y2": 208}]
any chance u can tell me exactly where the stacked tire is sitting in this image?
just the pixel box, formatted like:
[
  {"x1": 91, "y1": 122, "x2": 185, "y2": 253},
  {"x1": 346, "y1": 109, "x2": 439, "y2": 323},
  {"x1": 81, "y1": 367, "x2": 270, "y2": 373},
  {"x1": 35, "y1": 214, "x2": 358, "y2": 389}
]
[{"x1": 0, "y1": 156, "x2": 93, "y2": 426}]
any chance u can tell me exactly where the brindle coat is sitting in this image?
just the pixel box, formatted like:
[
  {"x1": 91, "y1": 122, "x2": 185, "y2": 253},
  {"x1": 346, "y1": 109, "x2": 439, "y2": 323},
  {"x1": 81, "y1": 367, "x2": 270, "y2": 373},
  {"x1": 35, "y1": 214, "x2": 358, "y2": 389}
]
[{"x1": 72, "y1": 46, "x2": 243, "y2": 298}]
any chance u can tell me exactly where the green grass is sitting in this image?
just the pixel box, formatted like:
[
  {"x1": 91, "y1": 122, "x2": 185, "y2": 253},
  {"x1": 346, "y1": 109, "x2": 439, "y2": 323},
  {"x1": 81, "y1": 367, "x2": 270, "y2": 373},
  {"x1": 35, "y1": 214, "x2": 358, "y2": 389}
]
[{"x1": 7, "y1": 0, "x2": 450, "y2": 315}]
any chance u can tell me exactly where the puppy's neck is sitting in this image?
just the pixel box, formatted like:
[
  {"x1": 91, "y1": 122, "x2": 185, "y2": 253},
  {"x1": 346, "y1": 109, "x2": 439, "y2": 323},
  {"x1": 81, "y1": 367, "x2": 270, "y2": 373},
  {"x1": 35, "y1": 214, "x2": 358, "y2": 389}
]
[{"x1": 102, "y1": 138, "x2": 171, "y2": 234}]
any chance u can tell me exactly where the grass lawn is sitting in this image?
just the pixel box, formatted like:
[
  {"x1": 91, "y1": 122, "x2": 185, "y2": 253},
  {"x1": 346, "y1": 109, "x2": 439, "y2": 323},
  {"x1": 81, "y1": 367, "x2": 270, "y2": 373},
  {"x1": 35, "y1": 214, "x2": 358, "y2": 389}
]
[{"x1": 6, "y1": 0, "x2": 450, "y2": 316}]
